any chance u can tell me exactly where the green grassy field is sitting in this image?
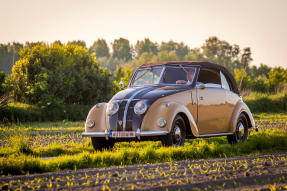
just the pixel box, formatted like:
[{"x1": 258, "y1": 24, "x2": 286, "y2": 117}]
[{"x1": 0, "y1": 113, "x2": 286, "y2": 175}]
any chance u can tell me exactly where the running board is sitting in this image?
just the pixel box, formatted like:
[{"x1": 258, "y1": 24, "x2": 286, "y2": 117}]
[{"x1": 198, "y1": 132, "x2": 233, "y2": 137}]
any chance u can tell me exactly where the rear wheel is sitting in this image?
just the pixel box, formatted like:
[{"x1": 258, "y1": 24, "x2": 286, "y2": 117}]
[
  {"x1": 227, "y1": 113, "x2": 248, "y2": 145},
  {"x1": 91, "y1": 137, "x2": 114, "y2": 151},
  {"x1": 161, "y1": 115, "x2": 186, "y2": 147}
]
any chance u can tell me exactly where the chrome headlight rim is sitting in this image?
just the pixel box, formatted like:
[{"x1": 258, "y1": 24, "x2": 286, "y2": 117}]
[
  {"x1": 134, "y1": 100, "x2": 148, "y2": 115},
  {"x1": 157, "y1": 118, "x2": 167, "y2": 128},
  {"x1": 107, "y1": 101, "x2": 120, "y2": 116}
]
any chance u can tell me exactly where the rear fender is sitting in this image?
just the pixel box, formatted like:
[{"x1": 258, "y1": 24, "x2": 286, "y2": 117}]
[{"x1": 229, "y1": 100, "x2": 255, "y2": 132}]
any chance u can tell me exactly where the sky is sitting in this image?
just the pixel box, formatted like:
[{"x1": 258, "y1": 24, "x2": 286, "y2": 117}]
[{"x1": 0, "y1": 0, "x2": 286, "y2": 68}]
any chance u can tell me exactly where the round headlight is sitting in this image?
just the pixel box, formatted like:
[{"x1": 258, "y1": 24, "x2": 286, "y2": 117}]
[
  {"x1": 86, "y1": 119, "x2": 95, "y2": 128},
  {"x1": 107, "y1": 101, "x2": 119, "y2": 116},
  {"x1": 157, "y1": 118, "x2": 167, "y2": 128},
  {"x1": 134, "y1": 101, "x2": 148, "y2": 115}
]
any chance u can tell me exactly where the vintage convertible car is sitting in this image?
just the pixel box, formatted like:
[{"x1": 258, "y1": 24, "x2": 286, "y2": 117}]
[{"x1": 82, "y1": 61, "x2": 255, "y2": 150}]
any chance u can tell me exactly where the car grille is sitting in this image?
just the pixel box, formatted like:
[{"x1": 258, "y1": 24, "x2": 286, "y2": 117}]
[
  {"x1": 116, "y1": 100, "x2": 138, "y2": 131},
  {"x1": 117, "y1": 101, "x2": 126, "y2": 120}
]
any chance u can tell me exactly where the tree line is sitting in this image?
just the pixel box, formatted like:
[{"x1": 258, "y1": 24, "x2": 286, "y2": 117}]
[{"x1": 0, "y1": 37, "x2": 286, "y2": 107}]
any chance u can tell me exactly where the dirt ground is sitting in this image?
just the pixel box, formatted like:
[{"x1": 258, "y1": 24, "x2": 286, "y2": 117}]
[{"x1": 1, "y1": 153, "x2": 287, "y2": 191}]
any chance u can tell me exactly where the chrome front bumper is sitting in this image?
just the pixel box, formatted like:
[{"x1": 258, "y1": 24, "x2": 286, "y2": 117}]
[{"x1": 82, "y1": 129, "x2": 168, "y2": 140}]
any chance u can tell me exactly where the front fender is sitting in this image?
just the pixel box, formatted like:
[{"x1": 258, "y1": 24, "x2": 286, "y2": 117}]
[
  {"x1": 85, "y1": 103, "x2": 107, "y2": 132},
  {"x1": 141, "y1": 101, "x2": 199, "y2": 137},
  {"x1": 229, "y1": 100, "x2": 255, "y2": 132}
]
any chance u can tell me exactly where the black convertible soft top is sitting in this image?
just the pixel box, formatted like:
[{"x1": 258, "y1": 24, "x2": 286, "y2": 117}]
[{"x1": 140, "y1": 61, "x2": 240, "y2": 95}]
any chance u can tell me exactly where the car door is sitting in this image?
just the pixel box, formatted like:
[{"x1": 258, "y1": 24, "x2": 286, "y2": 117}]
[{"x1": 196, "y1": 68, "x2": 227, "y2": 134}]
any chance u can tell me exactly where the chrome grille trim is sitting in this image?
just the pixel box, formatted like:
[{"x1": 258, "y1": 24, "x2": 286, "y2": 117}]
[{"x1": 122, "y1": 87, "x2": 153, "y2": 131}]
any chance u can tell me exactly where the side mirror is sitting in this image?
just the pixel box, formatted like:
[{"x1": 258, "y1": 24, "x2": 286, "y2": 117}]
[
  {"x1": 197, "y1": 83, "x2": 206, "y2": 89},
  {"x1": 119, "y1": 81, "x2": 125, "y2": 89}
]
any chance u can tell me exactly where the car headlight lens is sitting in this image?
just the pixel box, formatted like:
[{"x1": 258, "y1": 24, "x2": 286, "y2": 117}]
[
  {"x1": 86, "y1": 119, "x2": 95, "y2": 128},
  {"x1": 107, "y1": 101, "x2": 119, "y2": 116},
  {"x1": 134, "y1": 101, "x2": 148, "y2": 115},
  {"x1": 157, "y1": 118, "x2": 167, "y2": 128}
]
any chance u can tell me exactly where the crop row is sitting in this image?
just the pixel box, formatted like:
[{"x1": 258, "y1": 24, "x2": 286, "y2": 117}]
[{"x1": 1, "y1": 153, "x2": 286, "y2": 190}]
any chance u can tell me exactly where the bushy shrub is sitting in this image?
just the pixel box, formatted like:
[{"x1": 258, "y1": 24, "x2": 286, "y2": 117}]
[
  {"x1": 244, "y1": 91, "x2": 287, "y2": 112},
  {"x1": 7, "y1": 43, "x2": 113, "y2": 106}
]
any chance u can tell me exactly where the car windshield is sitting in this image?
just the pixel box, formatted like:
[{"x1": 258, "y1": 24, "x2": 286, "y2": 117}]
[
  {"x1": 130, "y1": 66, "x2": 197, "y2": 86},
  {"x1": 131, "y1": 67, "x2": 163, "y2": 86}
]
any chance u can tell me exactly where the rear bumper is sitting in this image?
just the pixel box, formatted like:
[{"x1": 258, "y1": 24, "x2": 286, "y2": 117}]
[{"x1": 82, "y1": 129, "x2": 168, "y2": 140}]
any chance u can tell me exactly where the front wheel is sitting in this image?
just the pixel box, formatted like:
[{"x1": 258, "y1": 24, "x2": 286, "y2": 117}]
[
  {"x1": 91, "y1": 137, "x2": 114, "y2": 151},
  {"x1": 161, "y1": 115, "x2": 186, "y2": 147},
  {"x1": 227, "y1": 113, "x2": 248, "y2": 145}
]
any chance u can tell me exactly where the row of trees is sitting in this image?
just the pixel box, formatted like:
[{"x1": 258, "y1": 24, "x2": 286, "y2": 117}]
[
  {"x1": 0, "y1": 37, "x2": 286, "y2": 108},
  {"x1": 2, "y1": 37, "x2": 246, "y2": 73},
  {"x1": 0, "y1": 43, "x2": 23, "y2": 73},
  {"x1": 109, "y1": 37, "x2": 286, "y2": 94}
]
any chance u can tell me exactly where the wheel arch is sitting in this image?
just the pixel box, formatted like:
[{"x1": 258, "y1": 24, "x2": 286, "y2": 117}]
[
  {"x1": 241, "y1": 111, "x2": 253, "y2": 128},
  {"x1": 177, "y1": 112, "x2": 195, "y2": 138},
  {"x1": 229, "y1": 100, "x2": 255, "y2": 132},
  {"x1": 141, "y1": 101, "x2": 199, "y2": 137}
]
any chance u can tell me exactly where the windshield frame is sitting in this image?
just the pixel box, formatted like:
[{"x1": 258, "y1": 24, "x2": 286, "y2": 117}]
[{"x1": 129, "y1": 65, "x2": 198, "y2": 87}]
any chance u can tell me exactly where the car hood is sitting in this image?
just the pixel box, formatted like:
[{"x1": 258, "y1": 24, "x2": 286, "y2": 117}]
[{"x1": 111, "y1": 85, "x2": 189, "y2": 101}]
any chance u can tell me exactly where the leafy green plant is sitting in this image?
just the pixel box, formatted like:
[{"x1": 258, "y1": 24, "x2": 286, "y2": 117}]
[
  {"x1": 10, "y1": 134, "x2": 33, "y2": 155},
  {"x1": 7, "y1": 43, "x2": 113, "y2": 106}
]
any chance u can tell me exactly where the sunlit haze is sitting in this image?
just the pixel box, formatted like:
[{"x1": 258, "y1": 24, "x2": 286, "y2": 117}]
[{"x1": 1, "y1": 0, "x2": 286, "y2": 67}]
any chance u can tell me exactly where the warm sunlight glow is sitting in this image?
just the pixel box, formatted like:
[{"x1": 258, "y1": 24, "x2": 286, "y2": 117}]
[{"x1": 0, "y1": 0, "x2": 286, "y2": 67}]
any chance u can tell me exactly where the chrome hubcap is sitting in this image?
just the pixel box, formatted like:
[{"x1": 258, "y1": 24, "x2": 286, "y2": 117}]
[
  {"x1": 173, "y1": 125, "x2": 182, "y2": 146},
  {"x1": 237, "y1": 122, "x2": 245, "y2": 141}
]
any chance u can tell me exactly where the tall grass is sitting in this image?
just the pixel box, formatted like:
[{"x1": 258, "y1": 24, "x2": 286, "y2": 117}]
[
  {"x1": 243, "y1": 90, "x2": 287, "y2": 112},
  {"x1": 1, "y1": 129, "x2": 286, "y2": 175}
]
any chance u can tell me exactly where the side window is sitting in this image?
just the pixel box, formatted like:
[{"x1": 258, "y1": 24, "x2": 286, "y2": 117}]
[
  {"x1": 161, "y1": 67, "x2": 196, "y2": 84},
  {"x1": 161, "y1": 67, "x2": 186, "y2": 84},
  {"x1": 197, "y1": 68, "x2": 221, "y2": 88},
  {"x1": 220, "y1": 71, "x2": 231, "y2": 91}
]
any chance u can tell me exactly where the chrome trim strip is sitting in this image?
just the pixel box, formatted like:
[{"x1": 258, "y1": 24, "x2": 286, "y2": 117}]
[
  {"x1": 82, "y1": 129, "x2": 110, "y2": 140},
  {"x1": 121, "y1": 99, "x2": 141, "y2": 101},
  {"x1": 198, "y1": 132, "x2": 233, "y2": 137},
  {"x1": 82, "y1": 132, "x2": 106, "y2": 137},
  {"x1": 139, "y1": 130, "x2": 168, "y2": 136},
  {"x1": 123, "y1": 87, "x2": 153, "y2": 131},
  {"x1": 136, "y1": 128, "x2": 168, "y2": 139}
]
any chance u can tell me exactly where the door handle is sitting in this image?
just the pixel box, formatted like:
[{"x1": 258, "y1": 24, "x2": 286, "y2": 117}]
[{"x1": 199, "y1": 96, "x2": 203, "y2": 100}]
